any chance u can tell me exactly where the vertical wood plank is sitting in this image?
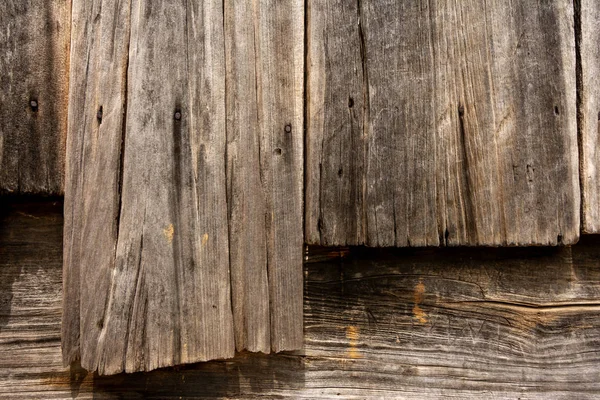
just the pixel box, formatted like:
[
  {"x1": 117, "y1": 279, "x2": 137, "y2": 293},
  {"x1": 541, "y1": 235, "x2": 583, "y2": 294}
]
[
  {"x1": 258, "y1": 0, "x2": 304, "y2": 352},
  {"x1": 64, "y1": 0, "x2": 235, "y2": 375},
  {"x1": 225, "y1": 0, "x2": 271, "y2": 353},
  {"x1": 306, "y1": 0, "x2": 579, "y2": 247},
  {"x1": 226, "y1": 0, "x2": 304, "y2": 353},
  {"x1": 64, "y1": 0, "x2": 303, "y2": 374},
  {"x1": 0, "y1": 1, "x2": 70, "y2": 194},
  {"x1": 579, "y1": 0, "x2": 600, "y2": 232},
  {"x1": 62, "y1": 0, "x2": 132, "y2": 367}
]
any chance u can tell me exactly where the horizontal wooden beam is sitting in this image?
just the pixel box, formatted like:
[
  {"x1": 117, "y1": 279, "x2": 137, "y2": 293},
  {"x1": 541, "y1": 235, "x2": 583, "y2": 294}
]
[{"x1": 2, "y1": 200, "x2": 600, "y2": 398}]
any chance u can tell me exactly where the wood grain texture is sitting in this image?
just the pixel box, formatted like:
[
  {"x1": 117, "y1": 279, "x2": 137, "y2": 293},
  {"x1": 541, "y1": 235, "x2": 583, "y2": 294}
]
[
  {"x1": 579, "y1": 0, "x2": 600, "y2": 232},
  {"x1": 0, "y1": 1, "x2": 70, "y2": 194},
  {"x1": 224, "y1": 0, "x2": 304, "y2": 353},
  {"x1": 225, "y1": 0, "x2": 271, "y2": 354},
  {"x1": 63, "y1": 0, "x2": 303, "y2": 374},
  {"x1": 3, "y1": 201, "x2": 600, "y2": 399},
  {"x1": 62, "y1": 0, "x2": 132, "y2": 370},
  {"x1": 63, "y1": 0, "x2": 235, "y2": 375},
  {"x1": 306, "y1": 0, "x2": 579, "y2": 247}
]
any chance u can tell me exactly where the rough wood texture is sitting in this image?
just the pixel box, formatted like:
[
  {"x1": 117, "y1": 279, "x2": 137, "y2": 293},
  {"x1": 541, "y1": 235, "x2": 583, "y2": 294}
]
[
  {"x1": 3, "y1": 200, "x2": 600, "y2": 398},
  {"x1": 225, "y1": 0, "x2": 304, "y2": 354},
  {"x1": 63, "y1": 0, "x2": 303, "y2": 374},
  {"x1": 64, "y1": 0, "x2": 235, "y2": 375},
  {"x1": 0, "y1": 1, "x2": 70, "y2": 194},
  {"x1": 579, "y1": 0, "x2": 600, "y2": 232},
  {"x1": 306, "y1": 0, "x2": 579, "y2": 247}
]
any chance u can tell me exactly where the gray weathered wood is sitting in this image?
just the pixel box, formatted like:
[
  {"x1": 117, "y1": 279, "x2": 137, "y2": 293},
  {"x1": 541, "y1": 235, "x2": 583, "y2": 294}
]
[
  {"x1": 3, "y1": 200, "x2": 600, "y2": 399},
  {"x1": 63, "y1": 0, "x2": 303, "y2": 374},
  {"x1": 306, "y1": 0, "x2": 579, "y2": 247},
  {"x1": 0, "y1": 1, "x2": 70, "y2": 194},
  {"x1": 225, "y1": 0, "x2": 304, "y2": 354},
  {"x1": 226, "y1": 0, "x2": 270, "y2": 353},
  {"x1": 579, "y1": 0, "x2": 600, "y2": 232},
  {"x1": 61, "y1": 0, "x2": 132, "y2": 369},
  {"x1": 63, "y1": 0, "x2": 235, "y2": 375}
]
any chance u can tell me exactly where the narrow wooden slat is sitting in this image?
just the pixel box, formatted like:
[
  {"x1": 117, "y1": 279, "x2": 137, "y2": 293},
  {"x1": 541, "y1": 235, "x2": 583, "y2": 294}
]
[
  {"x1": 579, "y1": 0, "x2": 600, "y2": 232},
  {"x1": 62, "y1": 0, "x2": 132, "y2": 368},
  {"x1": 64, "y1": 0, "x2": 235, "y2": 375},
  {"x1": 0, "y1": 1, "x2": 70, "y2": 194},
  {"x1": 225, "y1": 0, "x2": 271, "y2": 353},
  {"x1": 225, "y1": 0, "x2": 304, "y2": 353},
  {"x1": 306, "y1": 0, "x2": 579, "y2": 247},
  {"x1": 256, "y1": 0, "x2": 304, "y2": 352}
]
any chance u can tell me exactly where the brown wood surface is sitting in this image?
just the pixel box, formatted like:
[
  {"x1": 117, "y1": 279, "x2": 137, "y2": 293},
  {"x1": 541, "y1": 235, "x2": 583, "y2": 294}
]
[
  {"x1": 306, "y1": 0, "x2": 580, "y2": 247},
  {"x1": 225, "y1": 0, "x2": 304, "y2": 354},
  {"x1": 3, "y1": 200, "x2": 600, "y2": 398},
  {"x1": 63, "y1": 0, "x2": 303, "y2": 374},
  {"x1": 63, "y1": 0, "x2": 235, "y2": 375},
  {"x1": 579, "y1": 0, "x2": 600, "y2": 233},
  {"x1": 0, "y1": 1, "x2": 70, "y2": 194}
]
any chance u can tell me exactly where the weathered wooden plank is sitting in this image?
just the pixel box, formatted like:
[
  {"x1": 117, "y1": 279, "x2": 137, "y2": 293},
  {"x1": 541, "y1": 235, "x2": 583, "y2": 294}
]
[
  {"x1": 579, "y1": 0, "x2": 600, "y2": 232},
  {"x1": 61, "y1": 0, "x2": 132, "y2": 367},
  {"x1": 306, "y1": 0, "x2": 579, "y2": 247},
  {"x1": 62, "y1": 0, "x2": 134, "y2": 371},
  {"x1": 63, "y1": 0, "x2": 235, "y2": 375},
  {"x1": 224, "y1": 0, "x2": 271, "y2": 353},
  {"x1": 0, "y1": 1, "x2": 70, "y2": 194},
  {"x1": 64, "y1": 0, "x2": 303, "y2": 374},
  {"x1": 4, "y1": 201, "x2": 600, "y2": 398},
  {"x1": 225, "y1": 0, "x2": 304, "y2": 354},
  {"x1": 255, "y1": 0, "x2": 304, "y2": 352}
]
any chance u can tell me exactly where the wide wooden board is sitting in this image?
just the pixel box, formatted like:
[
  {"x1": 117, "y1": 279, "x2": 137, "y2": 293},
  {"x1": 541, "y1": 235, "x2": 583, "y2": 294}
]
[
  {"x1": 306, "y1": 0, "x2": 579, "y2": 247},
  {"x1": 63, "y1": 0, "x2": 235, "y2": 375},
  {"x1": 63, "y1": 0, "x2": 303, "y2": 374},
  {"x1": 2, "y1": 200, "x2": 600, "y2": 399},
  {"x1": 0, "y1": 1, "x2": 70, "y2": 194}
]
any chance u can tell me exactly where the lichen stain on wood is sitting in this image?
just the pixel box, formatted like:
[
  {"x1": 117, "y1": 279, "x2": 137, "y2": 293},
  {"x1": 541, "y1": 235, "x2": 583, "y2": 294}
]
[
  {"x1": 164, "y1": 223, "x2": 174, "y2": 243},
  {"x1": 345, "y1": 326, "x2": 362, "y2": 359},
  {"x1": 412, "y1": 281, "x2": 428, "y2": 324}
]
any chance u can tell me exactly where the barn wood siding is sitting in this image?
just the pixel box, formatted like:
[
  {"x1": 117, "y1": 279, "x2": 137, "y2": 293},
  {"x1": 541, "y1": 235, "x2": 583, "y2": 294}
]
[
  {"x1": 62, "y1": 0, "x2": 303, "y2": 374},
  {"x1": 2, "y1": 200, "x2": 600, "y2": 398},
  {"x1": 4, "y1": 0, "x2": 600, "y2": 381},
  {"x1": 306, "y1": 0, "x2": 579, "y2": 246},
  {"x1": 0, "y1": 1, "x2": 70, "y2": 194}
]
